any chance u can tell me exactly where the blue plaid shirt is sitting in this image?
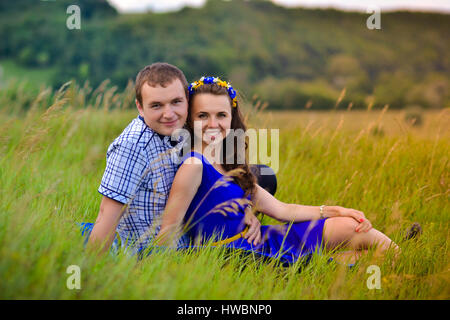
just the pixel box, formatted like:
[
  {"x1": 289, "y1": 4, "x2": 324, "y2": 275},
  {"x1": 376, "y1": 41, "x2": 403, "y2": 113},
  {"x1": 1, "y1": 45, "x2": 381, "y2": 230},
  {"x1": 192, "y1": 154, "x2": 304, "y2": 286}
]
[{"x1": 98, "y1": 115, "x2": 189, "y2": 252}]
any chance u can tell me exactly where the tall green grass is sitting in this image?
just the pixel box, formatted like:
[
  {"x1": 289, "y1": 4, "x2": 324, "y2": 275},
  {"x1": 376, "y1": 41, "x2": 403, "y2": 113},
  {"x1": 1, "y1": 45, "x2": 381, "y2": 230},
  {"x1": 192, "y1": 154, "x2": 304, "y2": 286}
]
[{"x1": 0, "y1": 82, "x2": 449, "y2": 299}]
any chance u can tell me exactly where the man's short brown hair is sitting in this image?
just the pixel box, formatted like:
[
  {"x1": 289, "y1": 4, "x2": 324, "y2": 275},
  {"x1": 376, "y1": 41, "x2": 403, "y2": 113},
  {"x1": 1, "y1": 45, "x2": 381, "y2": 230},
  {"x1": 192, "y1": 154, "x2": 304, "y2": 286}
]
[{"x1": 135, "y1": 62, "x2": 188, "y2": 105}]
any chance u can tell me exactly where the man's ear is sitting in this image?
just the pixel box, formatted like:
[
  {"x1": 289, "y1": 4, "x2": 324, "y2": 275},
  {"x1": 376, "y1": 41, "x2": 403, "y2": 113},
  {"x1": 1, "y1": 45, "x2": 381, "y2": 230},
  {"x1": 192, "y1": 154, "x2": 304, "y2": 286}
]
[{"x1": 136, "y1": 98, "x2": 144, "y2": 117}]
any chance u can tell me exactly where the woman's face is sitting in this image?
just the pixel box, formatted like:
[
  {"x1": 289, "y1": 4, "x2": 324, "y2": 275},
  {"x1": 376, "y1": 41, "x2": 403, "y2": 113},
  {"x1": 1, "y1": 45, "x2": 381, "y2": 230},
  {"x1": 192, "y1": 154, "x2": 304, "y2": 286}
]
[{"x1": 190, "y1": 93, "x2": 232, "y2": 146}]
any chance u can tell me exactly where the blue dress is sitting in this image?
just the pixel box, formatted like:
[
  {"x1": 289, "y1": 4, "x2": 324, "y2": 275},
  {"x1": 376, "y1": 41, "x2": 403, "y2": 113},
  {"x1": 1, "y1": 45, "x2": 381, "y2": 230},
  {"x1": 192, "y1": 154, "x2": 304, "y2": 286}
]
[{"x1": 181, "y1": 152, "x2": 327, "y2": 265}]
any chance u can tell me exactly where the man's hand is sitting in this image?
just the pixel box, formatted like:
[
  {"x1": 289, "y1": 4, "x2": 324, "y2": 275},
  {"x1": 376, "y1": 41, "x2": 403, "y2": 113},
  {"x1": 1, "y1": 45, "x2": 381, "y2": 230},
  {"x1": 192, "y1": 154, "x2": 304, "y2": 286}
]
[{"x1": 243, "y1": 208, "x2": 262, "y2": 246}]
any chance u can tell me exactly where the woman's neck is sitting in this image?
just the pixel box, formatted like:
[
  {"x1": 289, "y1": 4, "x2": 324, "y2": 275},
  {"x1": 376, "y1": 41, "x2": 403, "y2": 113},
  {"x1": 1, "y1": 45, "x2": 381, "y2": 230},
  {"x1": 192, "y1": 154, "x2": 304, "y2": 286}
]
[{"x1": 193, "y1": 142, "x2": 225, "y2": 171}]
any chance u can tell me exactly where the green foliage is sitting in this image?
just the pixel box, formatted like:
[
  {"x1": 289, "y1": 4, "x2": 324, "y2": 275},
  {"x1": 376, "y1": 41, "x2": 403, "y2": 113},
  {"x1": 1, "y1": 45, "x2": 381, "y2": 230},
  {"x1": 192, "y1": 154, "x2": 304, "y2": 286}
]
[
  {"x1": 0, "y1": 77, "x2": 135, "y2": 116},
  {"x1": 1, "y1": 0, "x2": 449, "y2": 109},
  {"x1": 254, "y1": 77, "x2": 345, "y2": 110}
]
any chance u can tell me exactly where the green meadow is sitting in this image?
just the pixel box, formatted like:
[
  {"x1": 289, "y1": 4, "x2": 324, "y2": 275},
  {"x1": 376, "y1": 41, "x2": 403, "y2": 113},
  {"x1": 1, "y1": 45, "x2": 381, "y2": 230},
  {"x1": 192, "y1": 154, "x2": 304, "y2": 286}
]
[{"x1": 0, "y1": 82, "x2": 449, "y2": 299}]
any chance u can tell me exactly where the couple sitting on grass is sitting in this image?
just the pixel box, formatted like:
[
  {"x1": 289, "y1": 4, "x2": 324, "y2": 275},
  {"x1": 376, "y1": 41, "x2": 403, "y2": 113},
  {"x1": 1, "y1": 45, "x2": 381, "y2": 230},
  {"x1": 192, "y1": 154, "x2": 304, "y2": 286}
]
[{"x1": 86, "y1": 62, "x2": 409, "y2": 267}]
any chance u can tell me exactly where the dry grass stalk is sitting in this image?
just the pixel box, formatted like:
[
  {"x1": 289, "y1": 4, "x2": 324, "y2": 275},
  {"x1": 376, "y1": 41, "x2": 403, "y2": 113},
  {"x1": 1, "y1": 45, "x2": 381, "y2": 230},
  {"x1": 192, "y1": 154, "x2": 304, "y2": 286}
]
[
  {"x1": 334, "y1": 87, "x2": 346, "y2": 109},
  {"x1": 380, "y1": 140, "x2": 400, "y2": 168},
  {"x1": 325, "y1": 114, "x2": 344, "y2": 156}
]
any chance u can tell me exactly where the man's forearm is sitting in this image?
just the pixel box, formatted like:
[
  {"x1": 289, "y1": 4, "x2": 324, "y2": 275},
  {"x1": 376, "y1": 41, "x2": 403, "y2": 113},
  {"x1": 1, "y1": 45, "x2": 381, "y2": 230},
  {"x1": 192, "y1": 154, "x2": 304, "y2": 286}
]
[
  {"x1": 87, "y1": 196, "x2": 124, "y2": 254},
  {"x1": 87, "y1": 219, "x2": 118, "y2": 254}
]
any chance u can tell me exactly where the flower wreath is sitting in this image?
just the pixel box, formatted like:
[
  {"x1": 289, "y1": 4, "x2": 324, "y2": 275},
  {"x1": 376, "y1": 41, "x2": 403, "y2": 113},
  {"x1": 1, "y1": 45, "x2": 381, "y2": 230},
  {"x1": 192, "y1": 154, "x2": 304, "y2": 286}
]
[{"x1": 188, "y1": 76, "x2": 237, "y2": 107}]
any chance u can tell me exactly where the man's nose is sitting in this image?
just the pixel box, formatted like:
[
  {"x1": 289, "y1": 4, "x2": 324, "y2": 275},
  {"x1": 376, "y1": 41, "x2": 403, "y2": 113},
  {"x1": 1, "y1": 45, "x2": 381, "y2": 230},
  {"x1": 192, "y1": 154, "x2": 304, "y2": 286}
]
[{"x1": 162, "y1": 105, "x2": 175, "y2": 119}]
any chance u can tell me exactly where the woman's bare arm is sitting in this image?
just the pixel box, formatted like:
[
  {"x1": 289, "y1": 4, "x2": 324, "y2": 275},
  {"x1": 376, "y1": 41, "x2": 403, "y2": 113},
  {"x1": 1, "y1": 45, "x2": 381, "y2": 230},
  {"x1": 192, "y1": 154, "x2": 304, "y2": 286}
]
[
  {"x1": 252, "y1": 184, "x2": 366, "y2": 224},
  {"x1": 155, "y1": 157, "x2": 203, "y2": 246}
]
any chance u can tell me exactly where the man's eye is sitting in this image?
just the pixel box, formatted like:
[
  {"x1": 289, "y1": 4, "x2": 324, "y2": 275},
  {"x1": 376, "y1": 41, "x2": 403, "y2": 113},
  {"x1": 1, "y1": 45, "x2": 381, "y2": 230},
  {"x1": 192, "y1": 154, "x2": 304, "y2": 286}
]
[{"x1": 151, "y1": 104, "x2": 161, "y2": 109}]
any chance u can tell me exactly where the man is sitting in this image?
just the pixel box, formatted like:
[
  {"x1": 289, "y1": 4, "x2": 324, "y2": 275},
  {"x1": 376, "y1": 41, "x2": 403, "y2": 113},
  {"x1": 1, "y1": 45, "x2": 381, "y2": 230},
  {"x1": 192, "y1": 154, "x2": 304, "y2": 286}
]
[{"x1": 87, "y1": 63, "x2": 275, "y2": 255}]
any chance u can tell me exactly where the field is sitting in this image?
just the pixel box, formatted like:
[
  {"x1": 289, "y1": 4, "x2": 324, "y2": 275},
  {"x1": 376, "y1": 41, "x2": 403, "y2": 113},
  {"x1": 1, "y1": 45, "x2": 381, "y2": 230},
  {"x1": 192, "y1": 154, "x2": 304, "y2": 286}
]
[
  {"x1": 0, "y1": 82, "x2": 449, "y2": 299},
  {"x1": 0, "y1": 59, "x2": 57, "y2": 90}
]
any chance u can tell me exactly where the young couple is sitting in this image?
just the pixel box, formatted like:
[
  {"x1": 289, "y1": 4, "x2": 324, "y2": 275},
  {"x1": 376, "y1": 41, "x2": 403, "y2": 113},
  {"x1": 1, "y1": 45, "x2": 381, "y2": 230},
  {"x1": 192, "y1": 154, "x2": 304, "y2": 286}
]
[{"x1": 87, "y1": 62, "x2": 400, "y2": 266}]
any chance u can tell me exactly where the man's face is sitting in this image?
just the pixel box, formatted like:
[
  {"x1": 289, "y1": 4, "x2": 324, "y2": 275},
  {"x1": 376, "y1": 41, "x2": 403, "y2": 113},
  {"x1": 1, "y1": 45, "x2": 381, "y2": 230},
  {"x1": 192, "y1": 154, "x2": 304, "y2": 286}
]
[{"x1": 136, "y1": 79, "x2": 188, "y2": 136}]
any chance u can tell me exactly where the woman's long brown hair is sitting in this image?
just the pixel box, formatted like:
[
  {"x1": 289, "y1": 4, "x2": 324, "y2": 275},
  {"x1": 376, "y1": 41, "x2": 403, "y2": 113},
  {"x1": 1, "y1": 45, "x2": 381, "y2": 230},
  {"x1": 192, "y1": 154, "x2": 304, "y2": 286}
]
[{"x1": 187, "y1": 83, "x2": 256, "y2": 198}]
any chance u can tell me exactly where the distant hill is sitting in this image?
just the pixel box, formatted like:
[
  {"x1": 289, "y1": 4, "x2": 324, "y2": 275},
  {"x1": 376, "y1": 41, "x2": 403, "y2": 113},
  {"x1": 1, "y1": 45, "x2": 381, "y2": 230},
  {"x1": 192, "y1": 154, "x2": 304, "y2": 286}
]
[
  {"x1": 1, "y1": 0, "x2": 449, "y2": 109},
  {"x1": 0, "y1": 0, "x2": 117, "y2": 17}
]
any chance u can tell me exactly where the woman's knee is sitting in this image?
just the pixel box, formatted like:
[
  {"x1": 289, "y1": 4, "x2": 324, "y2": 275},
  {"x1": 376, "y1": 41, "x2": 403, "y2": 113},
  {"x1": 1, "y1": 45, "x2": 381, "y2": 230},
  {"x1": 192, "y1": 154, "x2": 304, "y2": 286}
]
[
  {"x1": 324, "y1": 217, "x2": 399, "y2": 252},
  {"x1": 323, "y1": 217, "x2": 358, "y2": 249},
  {"x1": 325, "y1": 217, "x2": 358, "y2": 235}
]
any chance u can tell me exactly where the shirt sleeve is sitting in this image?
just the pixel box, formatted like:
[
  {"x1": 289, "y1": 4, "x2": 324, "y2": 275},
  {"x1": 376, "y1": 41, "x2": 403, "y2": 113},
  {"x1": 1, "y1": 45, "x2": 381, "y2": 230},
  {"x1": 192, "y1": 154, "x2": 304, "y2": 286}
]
[{"x1": 98, "y1": 140, "x2": 149, "y2": 204}]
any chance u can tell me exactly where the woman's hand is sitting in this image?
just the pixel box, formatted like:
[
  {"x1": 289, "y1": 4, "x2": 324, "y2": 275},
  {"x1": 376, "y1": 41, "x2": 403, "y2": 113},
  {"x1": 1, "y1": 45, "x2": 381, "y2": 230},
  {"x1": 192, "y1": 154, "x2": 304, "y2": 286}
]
[
  {"x1": 244, "y1": 209, "x2": 262, "y2": 246},
  {"x1": 329, "y1": 206, "x2": 373, "y2": 233}
]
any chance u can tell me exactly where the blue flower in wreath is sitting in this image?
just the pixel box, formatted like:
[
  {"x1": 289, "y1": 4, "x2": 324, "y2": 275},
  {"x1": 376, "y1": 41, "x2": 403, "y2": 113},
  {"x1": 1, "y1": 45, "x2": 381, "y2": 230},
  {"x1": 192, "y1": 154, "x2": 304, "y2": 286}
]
[
  {"x1": 188, "y1": 83, "x2": 195, "y2": 95},
  {"x1": 203, "y1": 76, "x2": 215, "y2": 84},
  {"x1": 227, "y1": 87, "x2": 237, "y2": 99}
]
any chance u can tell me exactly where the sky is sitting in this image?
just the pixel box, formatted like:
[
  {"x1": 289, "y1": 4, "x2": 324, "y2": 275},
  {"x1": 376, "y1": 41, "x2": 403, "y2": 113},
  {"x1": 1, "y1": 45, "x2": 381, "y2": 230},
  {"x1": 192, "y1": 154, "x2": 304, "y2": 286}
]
[{"x1": 107, "y1": 0, "x2": 450, "y2": 14}]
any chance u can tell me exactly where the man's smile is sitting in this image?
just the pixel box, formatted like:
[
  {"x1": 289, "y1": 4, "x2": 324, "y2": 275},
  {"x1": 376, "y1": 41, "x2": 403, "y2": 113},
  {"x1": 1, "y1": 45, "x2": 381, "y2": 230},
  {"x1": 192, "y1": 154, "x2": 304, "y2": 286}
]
[{"x1": 161, "y1": 119, "x2": 179, "y2": 126}]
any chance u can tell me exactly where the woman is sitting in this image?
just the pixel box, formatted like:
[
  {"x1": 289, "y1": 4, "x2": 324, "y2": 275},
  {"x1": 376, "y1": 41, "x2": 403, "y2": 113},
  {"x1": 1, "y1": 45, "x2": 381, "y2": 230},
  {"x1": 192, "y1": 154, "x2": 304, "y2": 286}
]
[{"x1": 156, "y1": 76, "x2": 400, "y2": 266}]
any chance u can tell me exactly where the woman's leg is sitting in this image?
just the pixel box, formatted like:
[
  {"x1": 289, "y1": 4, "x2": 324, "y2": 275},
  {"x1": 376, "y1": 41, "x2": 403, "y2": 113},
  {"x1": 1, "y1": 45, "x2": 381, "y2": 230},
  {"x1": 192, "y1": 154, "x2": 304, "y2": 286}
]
[
  {"x1": 329, "y1": 250, "x2": 368, "y2": 265},
  {"x1": 322, "y1": 217, "x2": 399, "y2": 263}
]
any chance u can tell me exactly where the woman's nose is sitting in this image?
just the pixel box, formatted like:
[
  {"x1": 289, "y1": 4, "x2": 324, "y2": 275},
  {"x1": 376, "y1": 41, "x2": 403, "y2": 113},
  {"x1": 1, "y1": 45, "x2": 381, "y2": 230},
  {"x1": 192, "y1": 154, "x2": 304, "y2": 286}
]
[{"x1": 208, "y1": 118, "x2": 218, "y2": 128}]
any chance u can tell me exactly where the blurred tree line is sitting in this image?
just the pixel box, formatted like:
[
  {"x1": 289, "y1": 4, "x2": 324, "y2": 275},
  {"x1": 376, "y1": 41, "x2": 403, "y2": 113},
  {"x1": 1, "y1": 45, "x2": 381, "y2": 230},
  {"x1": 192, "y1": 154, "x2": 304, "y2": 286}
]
[{"x1": 0, "y1": 0, "x2": 449, "y2": 109}]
